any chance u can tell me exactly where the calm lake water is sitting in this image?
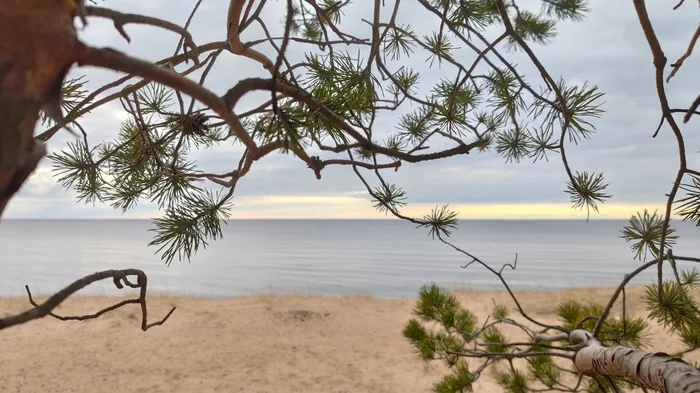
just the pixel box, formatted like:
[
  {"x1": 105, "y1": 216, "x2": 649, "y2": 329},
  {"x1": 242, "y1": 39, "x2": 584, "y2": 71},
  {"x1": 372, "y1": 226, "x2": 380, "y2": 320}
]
[{"x1": 0, "y1": 219, "x2": 698, "y2": 299}]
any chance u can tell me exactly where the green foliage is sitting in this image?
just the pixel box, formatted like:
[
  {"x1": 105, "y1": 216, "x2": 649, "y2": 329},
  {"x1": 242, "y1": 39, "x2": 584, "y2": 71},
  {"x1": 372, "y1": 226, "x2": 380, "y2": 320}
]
[
  {"x1": 585, "y1": 376, "x2": 634, "y2": 393},
  {"x1": 680, "y1": 267, "x2": 700, "y2": 288},
  {"x1": 136, "y1": 82, "x2": 173, "y2": 115},
  {"x1": 527, "y1": 351, "x2": 559, "y2": 388},
  {"x1": 643, "y1": 281, "x2": 700, "y2": 333},
  {"x1": 49, "y1": 140, "x2": 106, "y2": 205},
  {"x1": 419, "y1": 205, "x2": 460, "y2": 239},
  {"x1": 603, "y1": 314, "x2": 649, "y2": 349},
  {"x1": 49, "y1": 80, "x2": 230, "y2": 264},
  {"x1": 371, "y1": 183, "x2": 408, "y2": 214},
  {"x1": 406, "y1": 284, "x2": 671, "y2": 392},
  {"x1": 40, "y1": 75, "x2": 90, "y2": 126},
  {"x1": 509, "y1": 10, "x2": 557, "y2": 49},
  {"x1": 432, "y1": 360, "x2": 475, "y2": 393},
  {"x1": 407, "y1": 284, "x2": 576, "y2": 392},
  {"x1": 413, "y1": 283, "x2": 478, "y2": 335},
  {"x1": 679, "y1": 322, "x2": 700, "y2": 351},
  {"x1": 540, "y1": 0, "x2": 590, "y2": 22},
  {"x1": 448, "y1": 0, "x2": 500, "y2": 32},
  {"x1": 382, "y1": 24, "x2": 417, "y2": 61},
  {"x1": 149, "y1": 189, "x2": 233, "y2": 266},
  {"x1": 397, "y1": 108, "x2": 432, "y2": 144},
  {"x1": 496, "y1": 368, "x2": 529, "y2": 393},
  {"x1": 403, "y1": 319, "x2": 438, "y2": 361},
  {"x1": 289, "y1": 0, "x2": 349, "y2": 38},
  {"x1": 50, "y1": 1, "x2": 609, "y2": 269},
  {"x1": 565, "y1": 171, "x2": 611, "y2": 218},
  {"x1": 405, "y1": 284, "x2": 478, "y2": 370},
  {"x1": 424, "y1": 32, "x2": 457, "y2": 67},
  {"x1": 495, "y1": 127, "x2": 533, "y2": 163},
  {"x1": 620, "y1": 209, "x2": 678, "y2": 261},
  {"x1": 558, "y1": 81, "x2": 605, "y2": 144},
  {"x1": 675, "y1": 174, "x2": 700, "y2": 226},
  {"x1": 492, "y1": 303, "x2": 510, "y2": 320},
  {"x1": 480, "y1": 325, "x2": 508, "y2": 353},
  {"x1": 556, "y1": 300, "x2": 650, "y2": 348},
  {"x1": 556, "y1": 299, "x2": 603, "y2": 330},
  {"x1": 405, "y1": 284, "x2": 484, "y2": 391}
]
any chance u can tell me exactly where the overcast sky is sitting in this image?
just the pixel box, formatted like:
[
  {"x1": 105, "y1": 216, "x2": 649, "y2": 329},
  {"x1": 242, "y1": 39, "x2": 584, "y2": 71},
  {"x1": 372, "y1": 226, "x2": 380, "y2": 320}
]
[{"x1": 5, "y1": 0, "x2": 700, "y2": 219}]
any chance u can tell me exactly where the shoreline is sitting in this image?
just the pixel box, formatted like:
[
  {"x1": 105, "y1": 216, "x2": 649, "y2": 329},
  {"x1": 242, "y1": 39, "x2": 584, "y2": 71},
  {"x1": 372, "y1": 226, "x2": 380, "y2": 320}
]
[{"x1": 0, "y1": 282, "x2": 647, "y2": 302}]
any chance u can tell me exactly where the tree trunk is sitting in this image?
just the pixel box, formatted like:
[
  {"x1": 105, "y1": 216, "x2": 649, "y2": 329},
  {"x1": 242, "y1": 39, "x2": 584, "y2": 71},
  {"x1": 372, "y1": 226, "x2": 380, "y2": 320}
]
[{"x1": 0, "y1": 0, "x2": 80, "y2": 217}]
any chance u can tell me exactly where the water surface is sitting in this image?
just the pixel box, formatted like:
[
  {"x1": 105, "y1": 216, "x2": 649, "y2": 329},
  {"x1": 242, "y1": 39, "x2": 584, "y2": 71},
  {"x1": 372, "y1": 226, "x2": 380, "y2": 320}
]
[{"x1": 0, "y1": 219, "x2": 698, "y2": 298}]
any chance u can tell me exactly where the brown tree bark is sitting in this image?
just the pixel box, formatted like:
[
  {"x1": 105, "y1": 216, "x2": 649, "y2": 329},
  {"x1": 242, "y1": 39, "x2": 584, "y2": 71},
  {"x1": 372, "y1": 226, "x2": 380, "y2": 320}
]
[
  {"x1": 0, "y1": 1, "x2": 174, "y2": 333},
  {"x1": 0, "y1": 0, "x2": 82, "y2": 217}
]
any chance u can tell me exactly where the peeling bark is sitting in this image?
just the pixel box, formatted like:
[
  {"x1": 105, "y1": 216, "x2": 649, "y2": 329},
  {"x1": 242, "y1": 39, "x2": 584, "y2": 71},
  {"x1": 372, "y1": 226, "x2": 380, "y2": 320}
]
[
  {"x1": 575, "y1": 345, "x2": 700, "y2": 392},
  {"x1": 567, "y1": 330, "x2": 700, "y2": 392}
]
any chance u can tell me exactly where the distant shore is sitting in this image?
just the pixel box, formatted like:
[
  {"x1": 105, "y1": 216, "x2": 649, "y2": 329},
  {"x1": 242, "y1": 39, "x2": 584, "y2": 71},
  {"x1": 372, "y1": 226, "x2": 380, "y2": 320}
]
[{"x1": 1, "y1": 286, "x2": 696, "y2": 393}]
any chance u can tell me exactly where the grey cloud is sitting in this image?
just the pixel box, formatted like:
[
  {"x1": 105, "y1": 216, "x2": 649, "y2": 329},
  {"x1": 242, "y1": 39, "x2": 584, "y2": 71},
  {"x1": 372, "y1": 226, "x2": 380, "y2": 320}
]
[{"x1": 7, "y1": 0, "x2": 700, "y2": 218}]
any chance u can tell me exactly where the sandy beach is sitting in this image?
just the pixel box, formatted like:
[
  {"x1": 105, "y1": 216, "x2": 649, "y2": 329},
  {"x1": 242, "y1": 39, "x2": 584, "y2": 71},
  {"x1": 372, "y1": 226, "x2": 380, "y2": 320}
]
[{"x1": 1, "y1": 286, "x2": 698, "y2": 393}]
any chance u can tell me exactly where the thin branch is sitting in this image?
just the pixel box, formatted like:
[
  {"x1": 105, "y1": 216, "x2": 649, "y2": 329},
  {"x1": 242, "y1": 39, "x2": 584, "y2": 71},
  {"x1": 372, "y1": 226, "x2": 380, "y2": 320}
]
[
  {"x1": 439, "y1": 235, "x2": 567, "y2": 333},
  {"x1": 593, "y1": 257, "x2": 660, "y2": 337},
  {"x1": 685, "y1": 94, "x2": 700, "y2": 123},
  {"x1": 171, "y1": 0, "x2": 204, "y2": 60},
  {"x1": 666, "y1": 23, "x2": 700, "y2": 82},
  {"x1": 632, "y1": 0, "x2": 689, "y2": 301}
]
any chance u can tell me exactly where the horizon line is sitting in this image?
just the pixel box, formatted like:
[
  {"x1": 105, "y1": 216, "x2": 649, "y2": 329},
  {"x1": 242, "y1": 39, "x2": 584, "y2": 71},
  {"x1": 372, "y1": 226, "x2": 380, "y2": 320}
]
[{"x1": 1, "y1": 217, "x2": 635, "y2": 221}]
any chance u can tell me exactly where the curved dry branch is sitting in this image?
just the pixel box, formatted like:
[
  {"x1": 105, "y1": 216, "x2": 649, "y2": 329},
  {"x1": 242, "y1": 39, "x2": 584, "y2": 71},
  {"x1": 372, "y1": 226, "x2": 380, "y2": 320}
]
[
  {"x1": 84, "y1": 6, "x2": 200, "y2": 65},
  {"x1": 0, "y1": 269, "x2": 175, "y2": 331},
  {"x1": 226, "y1": 0, "x2": 275, "y2": 70},
  {"x1": 74, "y1": 44, "x2": 258, "y2": 151},
  {"x1": 37, "y1": 40, "x2": 231, "y2": 142},
  {"x1": 85, "y1": 7, "x2": 199, "y2": 64}
]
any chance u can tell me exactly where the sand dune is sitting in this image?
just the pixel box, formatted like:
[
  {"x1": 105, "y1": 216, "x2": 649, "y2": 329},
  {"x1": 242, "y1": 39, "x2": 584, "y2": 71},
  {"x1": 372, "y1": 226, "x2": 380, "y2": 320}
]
[{"x1": 0, "y1": 287, "x2": 697, "y2": 393}]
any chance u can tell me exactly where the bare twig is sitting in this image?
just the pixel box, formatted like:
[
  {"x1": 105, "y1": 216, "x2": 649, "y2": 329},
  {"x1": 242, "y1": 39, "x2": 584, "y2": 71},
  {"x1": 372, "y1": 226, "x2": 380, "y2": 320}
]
[
  {"x1": 685, "y1": 94, "x2": 700, "y2": 123},
  {"x1": 440, "y1": 234, "x2": 567, "y2": 333},
  {"x1": 84, "y1": 6, "x2": 200, "y2": 65},
  {"x1": 666, "y1": 23, "x2": 700, "y2": 82},
  {"x1": 0, "y1": 269, "x2": 174, "y2": 331}
]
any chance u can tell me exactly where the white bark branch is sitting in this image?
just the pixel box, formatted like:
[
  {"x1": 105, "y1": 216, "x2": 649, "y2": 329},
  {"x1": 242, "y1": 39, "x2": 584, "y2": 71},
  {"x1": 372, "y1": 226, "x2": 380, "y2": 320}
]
[
  {"x1": 537, "y1": 329, "x2": 700, "y2": 392},
  {"x1": 575, "y1": 345, "x2": 700, "y2": 393}
]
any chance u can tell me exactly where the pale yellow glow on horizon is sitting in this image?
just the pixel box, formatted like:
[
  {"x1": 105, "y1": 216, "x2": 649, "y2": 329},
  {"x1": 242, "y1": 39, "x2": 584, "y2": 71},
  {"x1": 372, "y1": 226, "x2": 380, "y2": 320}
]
[
  {"x1": 226, "y1": 195, "x2": 675, "y2": 220},
  {"x1": 5, "y1": 195, "x2": 676, "y2": 220}
]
